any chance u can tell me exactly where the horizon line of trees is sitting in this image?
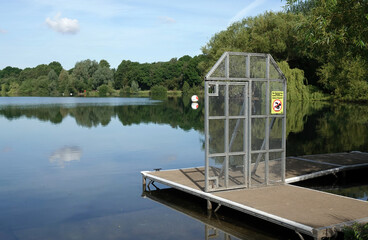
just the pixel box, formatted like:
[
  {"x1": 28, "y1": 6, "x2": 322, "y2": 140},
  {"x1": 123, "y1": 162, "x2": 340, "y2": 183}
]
[{"x1": 0, "y1": 55, "x2": 207, "y2": 97}]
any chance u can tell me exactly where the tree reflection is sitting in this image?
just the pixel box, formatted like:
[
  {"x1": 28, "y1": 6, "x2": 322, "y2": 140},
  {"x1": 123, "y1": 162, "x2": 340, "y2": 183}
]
[{"x1": 1, "y1": 99, "x2": 368, "y2": 155}]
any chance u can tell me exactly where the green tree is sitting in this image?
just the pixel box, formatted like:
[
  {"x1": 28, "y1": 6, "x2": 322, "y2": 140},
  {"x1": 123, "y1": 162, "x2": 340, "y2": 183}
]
[
  {"x1": 150, "y1": 85, "x2": 167, "y2": 99},
  {"x1": 182, "y1": 81, "x2": 190, "y2": 95},
  {"x1": 58, "y1": 69, "x2": 69, "y2": 94},
  {"x1": 91, "y1": 67, "x2": 114, "y2": 90},
  {"x1": 0, "y1": 66, "x2": 22, "y2": 79},
  {"x1": 72, "y1": 59, "x2": 98, "y2": 91},
  {"x1": 48, "y1": 61, "x2": 63, "y2": 76},
  {"x1": 130, "y1": 80, "x2": 140, "y2": 93},
  {"x1": 48, "y1": 69, "x2": 58, "y2": 82},
  {"x1": 285, "y1": 0, "x2": 368, "y2": 100},
  {"x1": 99, "y1": 59, "x2": 110, "y2": 68}
]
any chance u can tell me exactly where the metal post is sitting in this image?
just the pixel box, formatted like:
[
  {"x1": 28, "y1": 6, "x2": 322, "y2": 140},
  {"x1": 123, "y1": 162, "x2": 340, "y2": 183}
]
[
  {"x1": 205, "y1": 82, "x2": 209, "y2": 191},
  {"x1": 207, "y1": 199, "x2": 212, "y2": 210},
  {"x1": 265, "y1": 55, "x2": 270, "y2": 185},
  {"x1": 282, "y1": 80, "x2": 287, "y2": 183},
  {"x1": 225, "y1": 83, "x2": 229, "y2": 188},
  {"x1": 142, "y1": 175, "x2": 146, "y2": 192},
  {"x1": 243, "y1": 84, "x2": 248, "y2": 187},
  {"x1": 248, "y1": 80, "x2": 252, "y2": 188}
]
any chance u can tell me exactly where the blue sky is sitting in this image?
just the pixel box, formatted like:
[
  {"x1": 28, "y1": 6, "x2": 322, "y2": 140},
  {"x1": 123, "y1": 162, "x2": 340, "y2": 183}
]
[{"x1": 0, "y1": 0, "x2": 285, "y2": 70}]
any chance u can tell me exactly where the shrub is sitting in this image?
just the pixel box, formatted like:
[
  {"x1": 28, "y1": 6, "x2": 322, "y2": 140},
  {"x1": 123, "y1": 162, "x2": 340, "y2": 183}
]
[
  {"x1": 343, "y1": 223, "x2": 368, "y2": 240},
  {"x1": 150, "y1": 85, "x2": 167, "y2": 99}
]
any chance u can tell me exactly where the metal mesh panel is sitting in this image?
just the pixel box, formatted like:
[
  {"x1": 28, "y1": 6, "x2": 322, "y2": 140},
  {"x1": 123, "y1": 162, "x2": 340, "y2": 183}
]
[
  {"x1": 250, "y1": 56, "x2": 266, "y2": 78},
  {"x1": 270, "y1": 60, "x2": 284, "y2": 80},
  {"x1": 208, "y1": 156, "x2": 225, "y2": 190},
  {"x1": 211, "y1": 59, "x2": 226, "y2": 78},
  {"x1": 251, "y1": 81, "x2": 266, "y2": 115},
  {"x1": 209, "y1": 119, "x2": 224, "y2": 154},
  {"x1": 251, "y1": 118, "x2": 266, "y2": 151},
  {"x1": 269, "y1": 118, "x2": 282, "y2": 149},
  {"x1": 229, "y1": 155, "x2": 246, "y2": 187},
  {"x1": 209, "y1": 84, "x2": 225, "y2": 116},
  {"x1": 229, "y1": 55, "x2": 247, "y2": 78},
  {"x1": 251, "y1": 153, "x2": 266, "y2": 187},
  {"x1": 269, "y1": 152, "x2": 283, "y2": 184}
]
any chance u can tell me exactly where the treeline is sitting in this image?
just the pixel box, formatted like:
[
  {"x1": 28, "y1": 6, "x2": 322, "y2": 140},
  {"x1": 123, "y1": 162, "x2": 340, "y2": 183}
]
[
  {"x1": 1, "y1": 0, "x2": 367, "y2": 101},
  {"x1": 203, "y1": 0, "x2": 368, "y2": 101},
  {"x1": 0, "y1": 55, "x2": 207, "y2": 97}
]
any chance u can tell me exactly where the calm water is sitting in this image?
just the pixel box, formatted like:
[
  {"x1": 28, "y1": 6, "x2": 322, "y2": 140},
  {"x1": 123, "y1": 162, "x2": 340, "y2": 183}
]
[{"x1": 0, "y1": 97, "x2": 367, "y2": 240}]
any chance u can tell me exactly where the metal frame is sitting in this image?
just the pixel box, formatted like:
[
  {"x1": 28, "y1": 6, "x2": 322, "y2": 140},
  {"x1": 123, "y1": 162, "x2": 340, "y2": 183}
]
[{"x1": 204, "y1": 52, "x2": 287, "y2": 192}]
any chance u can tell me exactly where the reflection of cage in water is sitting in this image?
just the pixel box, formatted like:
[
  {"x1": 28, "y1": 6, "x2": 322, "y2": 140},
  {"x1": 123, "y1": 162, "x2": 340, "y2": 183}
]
[{"x1": 204, "y1": 52, "x2": 287, "y2": 192}]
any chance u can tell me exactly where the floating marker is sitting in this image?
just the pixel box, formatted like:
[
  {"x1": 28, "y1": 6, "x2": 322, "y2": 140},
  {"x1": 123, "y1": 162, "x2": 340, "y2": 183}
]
[
  {"x1": 191, "y1": 103, "x2": 199, "y2": 110},
  {"x1": 191, "y1": 95, "x2": 199, "y2": 102}
]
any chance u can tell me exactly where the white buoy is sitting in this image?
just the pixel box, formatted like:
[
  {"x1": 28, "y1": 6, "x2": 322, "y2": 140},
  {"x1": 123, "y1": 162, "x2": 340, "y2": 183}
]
[
  {"x1": 191, "y1": 95, "x2": 199, "y2": 102},
  {"x1": 191, "y1": 103, "x2": 199, "y2": 110}
]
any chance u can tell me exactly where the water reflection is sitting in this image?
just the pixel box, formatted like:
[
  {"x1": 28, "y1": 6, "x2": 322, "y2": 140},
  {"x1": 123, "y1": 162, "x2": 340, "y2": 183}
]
[
  {"x1": 49, "y1": 146, "x2": 82, "y2": 168},
  {"x1": 0, "y1": 97, "x2": 204, "y2": 131},
  {"x1": 142, "y1": 188, "x2": 293, "y2": 240},
  {"x1": 1, "y1": 98, "x2": 368, "y2": 155}
]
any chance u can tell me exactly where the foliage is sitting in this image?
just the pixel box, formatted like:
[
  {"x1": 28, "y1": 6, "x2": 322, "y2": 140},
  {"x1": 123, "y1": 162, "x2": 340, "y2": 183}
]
[
  {"x1": 202, "y1": 2, "x2": 368, "y2": 101},
  {"x1": 284, "y1": 0, "x2": 368, "y2": 100},
  {"x1": 343, "y1": 223, "x2": 368, "y2": 240},
  {"x1": 150, "y1": 85, "x2": 167, "y2": 99},
  {"x1": 48, "y1": 61, "x2": 63, "y2": 76},
  {"x1": 98, "y1": 84, "x2": 109, "y2": 97},
  {"x1": 91, "y1": 66, "x2": 114, "y2": 90},
  {"x1": 114, "y1": 55, "x2": 206, "y2": 91},
  {"x1": 130, "y1": 80, "x2": 140, "y2": 93},
  {"x1": 182, "y1": 81, "x2": 190, "y2": 95},
  {"x1": 0, "y1": 66, "x2": 22, "y2": 79},
  {"x1": 278, "y1": 61, "x2": 325, "y2": 101}
]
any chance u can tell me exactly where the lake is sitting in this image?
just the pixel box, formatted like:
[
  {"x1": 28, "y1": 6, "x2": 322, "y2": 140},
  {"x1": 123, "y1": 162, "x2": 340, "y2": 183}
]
[{"x1": 0, "y1": 96, "x2": 367, "y2": 240}]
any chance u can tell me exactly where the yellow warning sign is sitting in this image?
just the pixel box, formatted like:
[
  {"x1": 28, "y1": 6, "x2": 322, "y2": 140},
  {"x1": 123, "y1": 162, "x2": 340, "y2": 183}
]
[{"x1": 271, "y1": 91, "x2": 284, "y2": 114}]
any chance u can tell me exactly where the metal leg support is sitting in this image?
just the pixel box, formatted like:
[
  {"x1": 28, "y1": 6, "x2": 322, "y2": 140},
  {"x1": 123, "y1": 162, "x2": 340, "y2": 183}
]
[
  {"x1": 214, "y1": 203, "x2": 222, "y2": 213},
  {"x1": 207, "y1": 200, "x2": 212, "y2": 210},
  {"x1": 295, "y1": 231, "x2": 305, "y2": 240}
]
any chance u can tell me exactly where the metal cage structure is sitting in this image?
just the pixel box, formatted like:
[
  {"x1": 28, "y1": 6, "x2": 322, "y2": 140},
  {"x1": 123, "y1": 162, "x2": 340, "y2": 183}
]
[{"x1": 204, "y1": 52, "x2": 287, "y2": 192}]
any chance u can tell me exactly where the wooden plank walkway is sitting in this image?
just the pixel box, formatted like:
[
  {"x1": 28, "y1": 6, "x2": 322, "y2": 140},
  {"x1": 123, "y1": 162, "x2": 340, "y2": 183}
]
[{"x1": 141, "y1": 152, "x2": 368, "y2": 239}]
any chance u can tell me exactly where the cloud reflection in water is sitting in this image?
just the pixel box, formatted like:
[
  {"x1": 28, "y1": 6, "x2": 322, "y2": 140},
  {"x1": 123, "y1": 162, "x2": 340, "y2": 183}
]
[{"x1": 49, "y1": 146, "x2": 82, "y2": 168}]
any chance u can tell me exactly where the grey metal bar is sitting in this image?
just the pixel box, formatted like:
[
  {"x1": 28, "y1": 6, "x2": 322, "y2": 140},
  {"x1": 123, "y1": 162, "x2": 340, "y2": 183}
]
[
  {"x1": 205, "y1": 82, "x2": 209, "y2": 192},
  {"x1": 251, "y1": 115, "x2": 284, "y2": 119},
  {"x1": 225, "y1": 83, "x2": 229, "y2": 188},
  {"x1": 243, "y1": 83, "x2": 248, "y2": 187},
  {"x1": 248, "y1": 80, "x2": 252, "y2": 188},
  {"x1": 282, "y1": 78, "x2": 287, "y2": 183},
  {"x1": 225, "y1": 53, "x2": 229, "y2": 79},
  {"x1": 206, "y1": 77, "x2": 285, "y2": 82},
  {"x1": 250, "y1": 149, "x2": 284, "y2": 154},
  {"x1": 209, "y1": 116, "x2": 247, "y2": 120},
  {"x1": 265, "y1": 55, "x2": 270, "y2": 185}
]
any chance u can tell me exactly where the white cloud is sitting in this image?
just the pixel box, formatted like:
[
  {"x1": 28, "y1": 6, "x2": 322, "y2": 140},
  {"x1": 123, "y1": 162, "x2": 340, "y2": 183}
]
[
  {"x1": 158, "y1": 16, "x2": 176, "y2": 24},
  {"x1": 228, "y1": 0, "x2": 266, "y2": 25},
  {"x1": 0, "y1": 28, "x2": 7, "y2": 34},
  {"x1": 46, "y1": 13, "x2": 80, "y2": 34}
]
